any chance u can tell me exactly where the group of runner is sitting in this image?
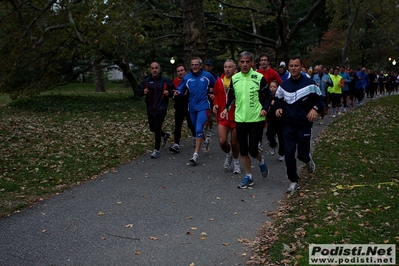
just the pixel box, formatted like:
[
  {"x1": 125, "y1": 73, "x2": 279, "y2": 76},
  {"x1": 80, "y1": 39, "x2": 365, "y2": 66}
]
[{"x1": 138, "y1": 52, "x2": 325, "y2": 193}]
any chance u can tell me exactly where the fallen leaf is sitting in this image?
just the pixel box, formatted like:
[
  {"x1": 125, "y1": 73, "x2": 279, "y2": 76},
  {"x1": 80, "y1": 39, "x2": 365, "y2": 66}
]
[
  {"x1": 209, "y1": 218, "x2": 214, "y2": 221},
  {"x1": 222, "y1": 243, "x2": 230, "y2": 246},
  {"x1": 190, "y1": 227, "x2": 197, "y2": 230},
  {"x1": 125, "y1": 224, "x2": 133, "y2": 228},
  {"x1": 97, "y1": 211, "x2": 105, "y2": 216},
  {"x1": 297, "y1": 215, "x2": 306, "y2": 220},
  {"x1": 200, "y1": 236, "x2": 207, "y2": 240},
  {"x1": 135, "y1": 251, "x2": 141, "y2": 255},
  {"x1": 384, "y1": 239, "x2": 390, "y2": 243},
  {"x1": 149, "y1": 236, "x2": 158, "y2": 240}
]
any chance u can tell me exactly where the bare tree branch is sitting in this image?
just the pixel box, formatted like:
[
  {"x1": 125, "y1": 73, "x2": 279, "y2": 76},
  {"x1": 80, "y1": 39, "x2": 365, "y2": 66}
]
[
  {"x1": 26, "y1": 0, "x2": 58, "y2": 34},
  {"x1": 210, "y1": 38, "x2": 276, "y2": 49},
  {"x1": 68, "y1": 10, "x2": 85, "y2": 43},
  {"x1": 216, "y1": 0, "x2": 274, "y2": 15},
  {"x1": 27, "y1": 0, "x2": 58, "y2": 11},
  {"x1": 288, "y1": 0, "x2": 325, "y2": 40},
  {"x1": 155, "y1": 34, "x2": 183, "y2": 39},
  {"x1": 145, "y1": 0, "x2": 182, "y2": 20},
  {"x1": 206, "y1": 21, "x2": 277, "y2": 46}
]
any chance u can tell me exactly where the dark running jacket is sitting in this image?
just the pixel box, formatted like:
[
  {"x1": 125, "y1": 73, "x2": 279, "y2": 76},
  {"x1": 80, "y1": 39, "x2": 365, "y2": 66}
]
[
  {"x1": 138, "y1": 74, "x2": 175, "y2": 116},
  {"x1": 275, "y1": 75, "x2": 324, "y2": 127}
]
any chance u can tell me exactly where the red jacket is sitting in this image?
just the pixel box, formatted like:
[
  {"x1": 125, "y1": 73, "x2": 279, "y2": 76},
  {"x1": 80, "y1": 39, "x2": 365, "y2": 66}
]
[
  {"x1": 213, "y1": 73, "x2": 235, "y2": 122},
  {"x1": 257, "y1": 68, "x2": 282, "y2": 85}
]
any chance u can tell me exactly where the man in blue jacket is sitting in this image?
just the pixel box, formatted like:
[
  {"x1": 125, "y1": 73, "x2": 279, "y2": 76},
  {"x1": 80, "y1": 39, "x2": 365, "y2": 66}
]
[
  {"x1": 138, "y1": 62, "x2": 175, "y2": 159},
  {"x1": 355, "y1": 67, "x2": 368, "y2": 105},
  {"x1": 175, "y1": 57, "x2": 216, "y2": 164},
  {"x1": 275, "y1": 56, "x2": 325, "y2": 193},
  {"x1": 313, "y1": 65, "x2": 333, "y2": 124}
]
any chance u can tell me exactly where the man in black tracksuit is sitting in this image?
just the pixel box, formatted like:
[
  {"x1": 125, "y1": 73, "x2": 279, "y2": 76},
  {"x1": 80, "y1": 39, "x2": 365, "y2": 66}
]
[
  {"x1": 138, "y1": 62, "x2": 175, "y2": 159},
  {"x1": 275, "y1": 56, "x2": 325, "y2": 193}
]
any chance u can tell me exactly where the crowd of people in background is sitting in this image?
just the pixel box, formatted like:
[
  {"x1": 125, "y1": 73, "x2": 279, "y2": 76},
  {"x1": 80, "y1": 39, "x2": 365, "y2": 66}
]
[{"x1": 138, "y1": 53, "x2": 399, "y2": 193}]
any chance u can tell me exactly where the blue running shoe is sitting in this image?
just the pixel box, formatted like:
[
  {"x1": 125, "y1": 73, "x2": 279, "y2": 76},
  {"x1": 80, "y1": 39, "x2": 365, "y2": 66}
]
[
  {"x1": 259, "y1": 156, "x2": 269, "y2": 178},
  {"x1": 237, "y1": 175, "x2": 254, "y2": 189}
]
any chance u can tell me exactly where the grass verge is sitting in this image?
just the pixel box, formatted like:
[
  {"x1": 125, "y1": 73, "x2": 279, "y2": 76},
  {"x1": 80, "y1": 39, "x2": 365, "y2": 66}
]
[
  {"x1": 0, "y1": 83, "x2": 185, "y2": 217},
  {"x1": 247, "y1": 95, "x2": 399, "y2": 265}
]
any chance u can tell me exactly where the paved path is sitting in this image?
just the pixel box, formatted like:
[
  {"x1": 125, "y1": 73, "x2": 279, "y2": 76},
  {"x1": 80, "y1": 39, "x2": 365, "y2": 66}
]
[{"x1": 0, "y1": 103, "x2": 354, "y2": 265}]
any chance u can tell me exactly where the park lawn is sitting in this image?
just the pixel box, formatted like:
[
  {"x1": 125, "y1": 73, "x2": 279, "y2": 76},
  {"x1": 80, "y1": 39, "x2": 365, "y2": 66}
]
[
  {"x1": 0, "y1": 83, "x2": 183, "y2": 217},
  {"x1": 248, "y1": 95, "x2": 399, "y2": 265},
  {"x1": 1, "y1": 84, "x2": 398, "y2": 265}
]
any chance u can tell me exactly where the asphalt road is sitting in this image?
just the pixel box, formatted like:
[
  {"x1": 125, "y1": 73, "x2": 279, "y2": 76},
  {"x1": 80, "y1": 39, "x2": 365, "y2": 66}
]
[{"x1": 0, "y1": 109, "x2": 336, "y2": 266}]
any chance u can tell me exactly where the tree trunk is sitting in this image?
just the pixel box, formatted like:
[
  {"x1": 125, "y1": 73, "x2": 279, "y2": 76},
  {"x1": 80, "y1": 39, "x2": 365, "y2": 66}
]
[
  {"x1": 117, "y1": 62, "x2": 139, "y2": 96},
  {"x1": 98, "y1": 49, "x2": 139, "y2": 96},
  {"x1": 122, "y1": 56, "x2": 130, "y2": 88},
  {"x1": 181, "y1": 0, "x2": 208, "y2": 67},
  {"x1": 342, "y1": 0, "x2": 362, "y2": 67},
  {"x1": 93, "y1": 59, "x2": 106, "y2": 93}
]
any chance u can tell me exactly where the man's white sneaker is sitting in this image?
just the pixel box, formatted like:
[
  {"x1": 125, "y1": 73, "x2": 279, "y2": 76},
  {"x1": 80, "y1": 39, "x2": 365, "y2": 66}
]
[
  {"x1": 202, "y1": 137, "x2": 211, "y2": 153},
  {"x1": 270, "y1": 148, "x2": 276, "y2": 156},
  {"x1": 224, "y1": 152, "x2": 233, "y2": 170},
  {"x1": 161, "y1": 132, "x2": 170, "y2": 147},
  {"x1": 189, "y1": 153, "x2": 198, "y2": 164},
  {"x1": 306, "y1": 158, "x2": 316, "y2": 173},
  {"x1": 232, "y1": 159, "x2": 241, "y2": 174},
  {"x1": 169, "y1": 143, "x2": 180, "y2": 153},
  {"x1": 286, "y1": 182, "x2": 300, "y2": 193},
  {"x1": 150, "y1": 149, "x2": 160, "y2": 159}
]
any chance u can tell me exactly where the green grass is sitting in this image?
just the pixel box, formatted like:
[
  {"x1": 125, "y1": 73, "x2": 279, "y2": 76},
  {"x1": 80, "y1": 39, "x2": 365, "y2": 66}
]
[
  {"x1": 0, "y1": 83, "x2": 186, "y2": 217},
  {"x1": 1, "y1": 85, "x2": 398, "y2": 264},
  {"x1": 247, "y1": 95, "x2": 399, "y2": 265}
]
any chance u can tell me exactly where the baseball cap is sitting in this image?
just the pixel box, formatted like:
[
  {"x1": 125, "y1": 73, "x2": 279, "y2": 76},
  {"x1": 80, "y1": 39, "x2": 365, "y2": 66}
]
[{"x1": 205, "y1": 59, "x2": 213, "y2": 66}]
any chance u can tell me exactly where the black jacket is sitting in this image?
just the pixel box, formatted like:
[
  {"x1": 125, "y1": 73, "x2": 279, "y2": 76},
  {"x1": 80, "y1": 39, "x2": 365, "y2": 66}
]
[{"x1": 138, "y1": 74, "x2": 174, "y2": 116}]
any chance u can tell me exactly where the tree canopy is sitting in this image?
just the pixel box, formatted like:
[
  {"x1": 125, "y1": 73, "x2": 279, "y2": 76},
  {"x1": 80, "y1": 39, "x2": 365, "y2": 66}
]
[{"x1": 1, "y1": 0, "x2": 398, "y2": 98}]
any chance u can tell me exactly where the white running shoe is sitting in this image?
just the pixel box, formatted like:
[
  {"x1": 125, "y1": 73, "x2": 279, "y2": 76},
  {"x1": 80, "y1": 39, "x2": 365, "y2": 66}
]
[
  {"x1": 232, "y1": 159, "x2": 241, "y2": 174},
  {"x1": 150, "y1": 149, "x2": 160, "y2": 159},
  {"x1": 189, "y1": 153, "x2": 198, "y2": 164},
  {"x1": 202, "y1": 137, "x2": 211, "y2": 153},
  {"x1": 286, "y1": 182, "x2": 300, "y2": 193},
  {"x1": 224, "y1": 152, "x2": 232, "y2": 170},
  {"x1": 306, "y1": 158, "x2": 316, "y2": 173}
]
